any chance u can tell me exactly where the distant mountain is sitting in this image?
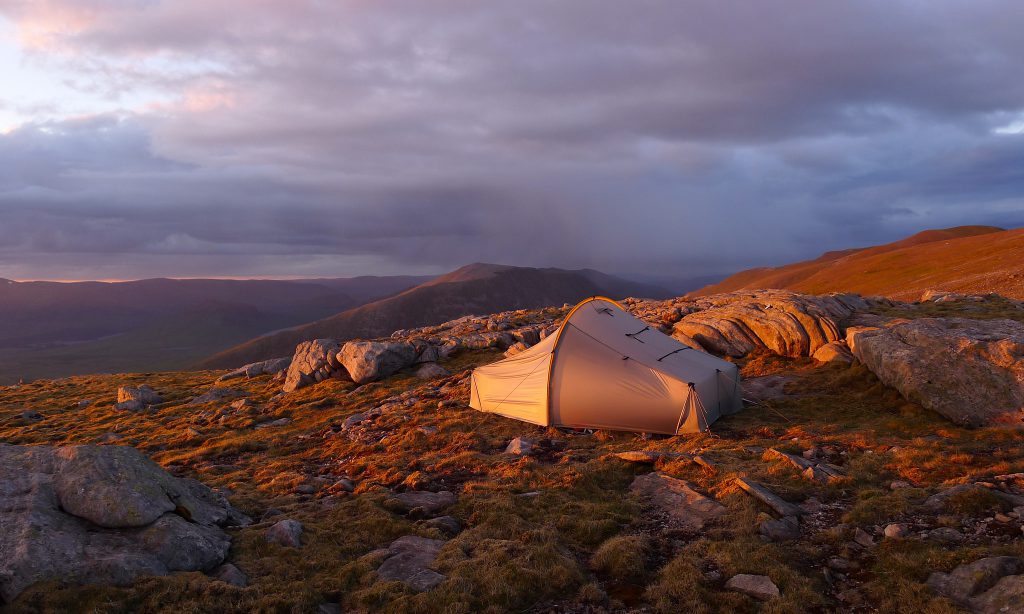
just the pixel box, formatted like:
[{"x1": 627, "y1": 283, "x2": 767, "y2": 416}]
[
  {"x1": 0, "y1": 276, "x2": 429, "y2": 383},
  {"x1": 200, "y1": 263, "x2": 672, "y2": 368},
  {"x1": 690, "y1": 225, "x2": 1024, "y2": 300}
]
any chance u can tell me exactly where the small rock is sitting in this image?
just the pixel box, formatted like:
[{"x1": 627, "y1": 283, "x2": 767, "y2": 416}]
[
  {"x1": 211, "y1": 563, "x2": 248, "y2": 587},
  {"x1": 760, "y1": 516, "x2": 800, "y2": 541},
  {"x1": 725, "y1": 574, "x2": 780, "y2": 600},
  {"x1": 421, "y1": 515, "x2": 462, "y2": 536},
  {"x1": 266, "y1": 519, "x2": 303, "y2": 548},
  {"x1": 387, "y1": 491, "x2": 457, "y2": 515},
  {"x1": 884, "y1": 523, "x2": 911, "y2": 539},
  {"x1": 890, "y1": 480, "x2": 912, "y2": 490},
  {"x1": 316, "y1": 604, "x2": 342, "y2": 614},
  {"x1": 505, "y1": 437, "x2": 534, "y2": 456},
  {"x1": 853, "y1": 527, "x2": 875, "y2": 547},
  {"x1": 927, "y1": 556, "x2": 1024, "y2": 605},
  {"x1": 376, "y1": 535, "x2": 446, "y2": 592},
  {"x1": 117, "y1": 385, "x2": 163, "y2": 405},
  {"x1": 255, "y1": 418, "x2": 291, "y2": 429},
  {"x1": 20, "y1": 411, "x2": 43, "y2": 422},
  {"x1": 995, "y1": 513, "x2": 1013, "y2": 523},
  {"x1": 295, "y1": 484, "x2": 316, "y2": 495},
  {"x1": 333, "y1": 478, "x2": 355, "y2": 492},
  {"x1": 827, "y1": 556, "x2": 856, "y2": 571},
  {"x1": 928, "y1": 527, "x2": 964, "y2": 543},
  {"x1": 414, "y1": 362, "x2": 450, "y2": 379}
]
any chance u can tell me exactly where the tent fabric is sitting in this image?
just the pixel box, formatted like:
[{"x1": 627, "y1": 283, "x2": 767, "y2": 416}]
[{"x1": 469, "y1": 296, "x2": 743, "y2": 434}]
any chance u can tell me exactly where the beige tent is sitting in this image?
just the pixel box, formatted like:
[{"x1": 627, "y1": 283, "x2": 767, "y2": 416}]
[{"x1": 469, "y1": 296, "x2": 743, "y2": 434}]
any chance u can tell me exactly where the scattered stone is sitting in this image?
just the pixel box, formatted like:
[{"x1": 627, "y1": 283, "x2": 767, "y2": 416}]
[
  {"x1": 0, "y1": 444, "x2": 243, "y2": 602},
  {"x1": 505, "y1": 437, "x2": 534, "y2": 456},
  {"x1": 316, "y1": 603, "x2": 342, "y2": 614},
  {"x1": 760, "y1": 515, "x2": 801, "y2": 541},
  {"x1": 117, "y1": 385, "x2": 163, "y2": 406},
  {"x1": 724, "y1": 574, "x2": 780, "y2": 600},
  {"x1": 376, "y1": 535, "x2": 446, "y2": 592},
  {"x1": 928, "y1": 527, "x2": 965, "y2": 543},
  {"x1": 386, "y1": 491, "x2": 457, "y2": 515},
  {"x1": 733, "y1": 477, "x2": 805, "y2": 517},
  {"x1": 265, "y1": 519, "x2": 303, "y2": 548},
  {"x1": 890, "y1": 480, "x2": 913, "y2": 490},
  {"x1": 630, "y1": 473, "x2": 726, "y2": 532},
  {"x1": 421, "y1": 515, "x2": 462, "y2": 536},
  {"x1": 414, "y1": 362, "x2": 449, "y2": 379},
  {"x1": 853, "y1": 527, "x2": 875, "y2": 547},
  {"x1": 884, "y1": 523, "x2": 911, "y2": 539},
  {"x1": 190, "y1": 387, "x2": 243, "y2": 404},
  {"x1": 255, "y1": 418, "x2": 291, "y2": 429},
  {"x1": 827, "y1": 556, "x2": 856, "y2": 571},
  {"x1": 333, "y1": 478, "x2": 355, "y2": 492},
  {"x1": 20, "y1": 410, "x2": 43, "y2": 422},
  {"x1": 211, "y1": 563, "x2": 248, "y2": 587},
  {"x1": 230, "y1": 398, "x2": 255, "y2": 411},
  {"x1": 764, "y1": 448, "x2": 846, "y2": 484}
]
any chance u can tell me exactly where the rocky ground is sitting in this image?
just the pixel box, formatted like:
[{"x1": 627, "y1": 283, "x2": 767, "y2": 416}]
[{"x1": 1, "y1": 290, "x2": 1024, "y2": 613}]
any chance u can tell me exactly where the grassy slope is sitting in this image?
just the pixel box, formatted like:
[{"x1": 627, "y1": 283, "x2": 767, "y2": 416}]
[
  {"x1": 692, "y1": 226, "x2": 1024, "y2": 301},
  {"x1": 3, "y1": 302, "x2": 1023, "y2": 612}
]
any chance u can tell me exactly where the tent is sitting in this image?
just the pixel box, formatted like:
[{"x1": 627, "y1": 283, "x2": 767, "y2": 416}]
[{"x1": 469, "y1": 296, "x2": 743, "y2": 434}]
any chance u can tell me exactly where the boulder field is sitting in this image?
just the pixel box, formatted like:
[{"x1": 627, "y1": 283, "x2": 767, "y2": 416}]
[{"x1": 0, "y1": 444, "x2": 249, "y2": 603}]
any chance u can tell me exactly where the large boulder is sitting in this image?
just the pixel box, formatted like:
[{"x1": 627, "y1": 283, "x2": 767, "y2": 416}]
[
  {"x1": 0, "y1": 444, "x2": 246, "y2": 603},
  {"x1": 847, "y1": 317, "x2": 1024, "y2": 426},
  {"x1": 282, "y1": 339, "x2": 346, "y2": 392},
  {"x1": 336, "y1": 341, "x2": 419, "y2": 384},
  {"x1": 672, "y1": 290, "x2": 864, "y2": 358},
  {"x1": 927, "y1": 556, "x2": 1024, "y2": 612}
]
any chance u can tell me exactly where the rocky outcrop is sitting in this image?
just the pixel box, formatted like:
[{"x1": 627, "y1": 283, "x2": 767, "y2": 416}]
[
  {"x1": 846, "y1": 317, "x2": 1024, "y2": 426},
  {"x1": 0, "y1": 444, "x2": 247, "y2": 603},
  {"x1": 282, "y1": 339, "x2": 346, "y2": 393},
  {"x1": 812, "y1": 341, "x2": 855, "y2": 364},
  {"x1": 218, "y1": 357, "x2": 291, "y2": 382},
  {"x1": 671, "y1": 290, "x2": 867, "y2": 358}
]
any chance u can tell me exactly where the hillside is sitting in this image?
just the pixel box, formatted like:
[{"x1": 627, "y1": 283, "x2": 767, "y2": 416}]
[
  {"x1": 4, "y1": 292, "x2": 1024, "y2": 612},
  {"x1": 200, "y1": 264, "x2": 671, "y2": 369},
  {"x1": 691, "y1": 225, "x2": 1024, "y2": 300},
  {"x1": 0, "y1": 276, "x2": 428, "y2": 384}
]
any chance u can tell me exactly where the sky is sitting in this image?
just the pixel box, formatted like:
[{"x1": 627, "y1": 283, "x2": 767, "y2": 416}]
[{"x1": 1, "y1": 1, "x2": 1023, "y2": 282}]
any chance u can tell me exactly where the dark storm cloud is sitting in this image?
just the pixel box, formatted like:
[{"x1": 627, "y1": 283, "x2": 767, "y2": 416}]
[{"x1": 1, "y1": 0, "x2": 1023, "y2": 280}]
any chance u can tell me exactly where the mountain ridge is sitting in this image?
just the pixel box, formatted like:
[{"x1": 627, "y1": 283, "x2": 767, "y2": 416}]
[
  {"x1": 199, "y1": 263, "x2": 672, "y2": 369},
  {"x1": 690, "y1": 225, "x2": 1022, "y2": 300}
]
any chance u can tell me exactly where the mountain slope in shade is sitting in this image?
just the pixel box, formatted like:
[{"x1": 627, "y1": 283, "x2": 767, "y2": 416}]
[
  {"x1": 690, "y1": 225, "x2": 1024, "y2": 300},
  {"x1": 200, "y1": 263, "x2": 672, "y2": 368},
  {"x1": 0, "y1": 276, "x2": 429, "y2": 384}
]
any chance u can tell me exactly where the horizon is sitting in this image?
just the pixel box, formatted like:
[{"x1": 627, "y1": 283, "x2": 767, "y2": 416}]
[{"x1": 3, "y1": 2, "x2": 1024, "y2": 281}]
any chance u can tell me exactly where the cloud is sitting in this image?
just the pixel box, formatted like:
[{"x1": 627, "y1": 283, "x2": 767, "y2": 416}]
[{"x1": 0, "y1": 1, "x2": 1023, "y2": 280}]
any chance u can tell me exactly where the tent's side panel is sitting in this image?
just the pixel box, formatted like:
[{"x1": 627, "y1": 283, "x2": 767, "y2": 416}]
[
  {"x1": 471, "y1": 351, "x2": 552, "y2": 426},
  {"x1": 549, "y1": 326, "x2": 688, "y2": 434}
]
